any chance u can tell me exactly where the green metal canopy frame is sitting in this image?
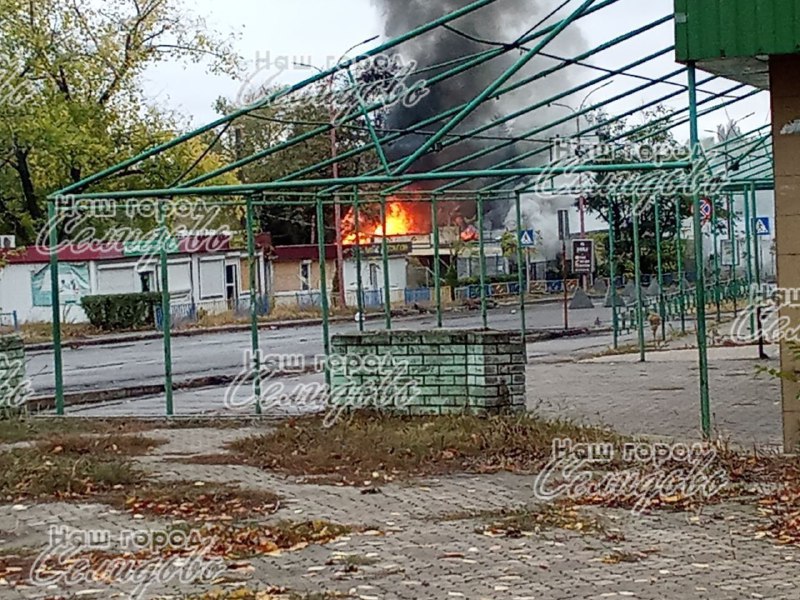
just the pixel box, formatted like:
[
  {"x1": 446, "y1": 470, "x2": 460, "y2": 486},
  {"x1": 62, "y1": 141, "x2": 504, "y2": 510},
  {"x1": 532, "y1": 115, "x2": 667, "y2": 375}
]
[{"x1": 45, "y1": 0, "x2": 774, "y2": 436}]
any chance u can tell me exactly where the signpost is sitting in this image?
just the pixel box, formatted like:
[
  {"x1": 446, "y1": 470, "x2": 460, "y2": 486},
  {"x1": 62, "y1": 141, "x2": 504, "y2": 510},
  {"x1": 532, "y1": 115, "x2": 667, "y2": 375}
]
[
  {"x1": 519, "y1": 229, "x2": 537, "y2": 247},
  {"x1": 721, "y1": 239, "x2": 739, "y2": 267},
  {"x1": 519, "y1": 229, "x2": 536, "y2": 297},
  {"x1": 699, "y1": 198, "x2": 713, "y2": 225},
  {"x1": 755, "y1": 217, "x2": 771, "y2": 237},
  {"x1": 753, "y1": 218, "x2": 770, "y2": 284},
  {"x1": 572, "y1": 239, "x2": 594, "y2": 274}
]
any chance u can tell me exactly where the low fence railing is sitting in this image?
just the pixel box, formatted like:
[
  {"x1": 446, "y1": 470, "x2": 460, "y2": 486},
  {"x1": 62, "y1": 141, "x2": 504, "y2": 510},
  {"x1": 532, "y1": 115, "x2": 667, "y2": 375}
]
[
  {"x1": 0, "y1": 311, "x2": 19, "y2": 331},
  {"x1": 616, "y1": 279, "x2": 751, "y2": 334},
  {"x1": 155, "y1": 295, "x2": 271, "y2": 331}
]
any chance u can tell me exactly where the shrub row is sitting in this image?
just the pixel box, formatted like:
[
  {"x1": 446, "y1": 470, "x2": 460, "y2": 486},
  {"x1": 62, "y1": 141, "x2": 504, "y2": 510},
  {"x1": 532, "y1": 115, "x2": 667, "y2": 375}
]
[{"x1": 80, "y1": 293, "x2": 161, "y2": 331}]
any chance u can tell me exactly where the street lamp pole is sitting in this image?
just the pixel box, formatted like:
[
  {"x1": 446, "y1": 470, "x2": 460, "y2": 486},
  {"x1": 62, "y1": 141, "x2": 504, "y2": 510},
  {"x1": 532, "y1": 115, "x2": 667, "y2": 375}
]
[
  {"x1": 551, "y1": 80, "x2": 613, "y2": 289},
  {"x1": 296, "y1": 35, "x2": 378, "y2": 309}
]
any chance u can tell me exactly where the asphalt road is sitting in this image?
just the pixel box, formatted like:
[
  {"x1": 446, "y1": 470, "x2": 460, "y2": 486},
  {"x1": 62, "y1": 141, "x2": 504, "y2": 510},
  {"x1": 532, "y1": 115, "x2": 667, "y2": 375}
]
[
  {"x1": 27, "y1": 302, "x2": 615, "y2": 397},
  {"x1": 58, "y1": 311, "x2": 644, "y2": 418}
]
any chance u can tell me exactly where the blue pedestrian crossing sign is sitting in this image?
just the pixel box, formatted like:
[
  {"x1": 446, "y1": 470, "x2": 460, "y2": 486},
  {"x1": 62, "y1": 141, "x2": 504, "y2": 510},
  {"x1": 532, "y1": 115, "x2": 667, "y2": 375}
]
[
  {"x1": 755, "y1": 217, "x2": 771, "y2": 236},
  {"x1": 519, "y1": 229, "x2": 537, "y2": 247}
]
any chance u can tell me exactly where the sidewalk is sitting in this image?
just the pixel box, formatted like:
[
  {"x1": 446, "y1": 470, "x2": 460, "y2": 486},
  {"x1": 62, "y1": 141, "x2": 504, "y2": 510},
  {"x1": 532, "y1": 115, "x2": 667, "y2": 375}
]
[{"x1": 1, "y1": 425, "x2": 796, "y2": 600}]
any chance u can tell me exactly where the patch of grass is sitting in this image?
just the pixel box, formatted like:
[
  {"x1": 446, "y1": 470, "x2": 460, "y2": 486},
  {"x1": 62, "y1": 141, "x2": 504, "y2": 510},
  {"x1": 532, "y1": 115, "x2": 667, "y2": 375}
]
[
  {"x1": 38, "y1": 433, "x2": 167, "y2": 456},
  {"x1": 106, "y1": 480, "x2": 281, "y2": 521},
  {"x1": 264, "y1": 520, "x2": 353, "y2": 551},
  {"x1": 199, "y1": 412, "x2": 627, "y2": 484},
  {"x1": 19, "y1": 321, "x2": 105, "y2": 344},
  {"x1": 444, "y1": 503, "x2": 610, "y2": 538},
  {"x1": 0, "y1": 432, "x2": 285, "y2": 523},
  {"x1": 0, "y1": 448, "x2": 145, "y2": 501}
]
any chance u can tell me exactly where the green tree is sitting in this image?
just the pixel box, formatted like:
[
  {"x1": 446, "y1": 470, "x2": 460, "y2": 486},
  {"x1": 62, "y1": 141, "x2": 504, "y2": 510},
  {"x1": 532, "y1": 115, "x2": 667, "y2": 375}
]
[
  {"x1": 213, "y1": 61, "x2": 396, "y2": 245},
  {"x1": 0, "y1": 0, "x2": 242, "y2": 244},
  {"x1": 582, "y1": 107, "x2": 693, "y2": 277}
]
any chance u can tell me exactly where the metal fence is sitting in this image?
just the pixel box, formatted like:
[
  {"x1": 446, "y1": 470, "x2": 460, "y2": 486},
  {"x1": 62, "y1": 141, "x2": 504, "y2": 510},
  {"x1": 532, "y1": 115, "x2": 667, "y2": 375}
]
[
  {"x1": 154, "y1": 296, "x2": 271, "y2": 331},
  {"x1": 0, "y1": 311, "x2": 18, "y2": 331}
]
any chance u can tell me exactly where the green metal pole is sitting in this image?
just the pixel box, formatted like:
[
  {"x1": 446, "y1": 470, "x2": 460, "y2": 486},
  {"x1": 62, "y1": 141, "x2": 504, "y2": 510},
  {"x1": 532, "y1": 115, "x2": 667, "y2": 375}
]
[
  {"x1": 743, "y1": 188, "x2": 754, "y2": 336},
  {"x1": 727, "y1": 193, "x2": 737, "y2": 316},
  {"x1": 158, "y1": 200, "x2": 174, "y2": 417},
  {"x1": 608, "y1": 195, "x2": 619, "y2": 349},
  {"x1": 380, "y1": 195, "x2": 392, "y2": 329},
  {"x1": 432, "y1": 194, "x2": 443, "y2": 328},
  {"x1": 676, "y1": 197, "x2": 686, "y2": 333},
  {"x1": 478, "y1": 194, "x2": 488, "y2": 329},
  {"x1": 654, "y1": 196, "x2": 666, "y2": 341},
  {"x1": 632, "y1": 205, "x2": 646, "y2": 362},
  {"x1": 246, "y1": 196, "x2": 262, "y2": 416},
  {"x1": 688, "y1": 62, "x2": 711, "y2": 439},
  {"x1": 354, "y1": 189, "x2": 365, "y2": 333},
  {"x1": 514, "y1": 192, "x2": 527, "y2": 342},
  {"x1": 713, "y1": 198, "x2": 721, "y2": 323},
  {"x1": 316, "y1": 196, "x2": 332, "y2": 388},
  {"x1": 47, "y1": 200, "x2": 65, "y2": 416}
]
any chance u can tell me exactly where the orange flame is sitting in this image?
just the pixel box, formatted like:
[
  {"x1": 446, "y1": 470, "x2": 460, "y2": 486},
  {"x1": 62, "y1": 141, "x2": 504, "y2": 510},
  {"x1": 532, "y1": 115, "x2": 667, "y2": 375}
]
[{"x1": 342, "y1": 200, "x2": 427, "y2": 244}]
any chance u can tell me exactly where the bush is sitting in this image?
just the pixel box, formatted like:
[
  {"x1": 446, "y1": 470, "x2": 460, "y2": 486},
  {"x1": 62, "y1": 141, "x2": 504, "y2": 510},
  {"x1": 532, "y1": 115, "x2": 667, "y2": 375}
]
[{"x1": 81, "y1": 292, "x2": 161, "y2": 331}]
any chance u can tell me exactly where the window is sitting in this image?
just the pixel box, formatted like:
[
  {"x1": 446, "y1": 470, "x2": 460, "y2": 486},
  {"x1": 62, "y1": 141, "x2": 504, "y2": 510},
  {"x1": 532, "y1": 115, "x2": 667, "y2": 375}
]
[
  {"x1": 225, "y1": 264, "x2": 239, "y2": 304},
  {"x1": 369, "y1": 264, "x2": 379, "y2": 290},
  {"x1": 300, "y1": 262, "x2": 311, "y2": 291},
  {"x1": 139, "y1": 272, "x2": 154, "y2": 293},
  {"x1": 199, "y1": 258, "x2": 225, "y2": 299}
]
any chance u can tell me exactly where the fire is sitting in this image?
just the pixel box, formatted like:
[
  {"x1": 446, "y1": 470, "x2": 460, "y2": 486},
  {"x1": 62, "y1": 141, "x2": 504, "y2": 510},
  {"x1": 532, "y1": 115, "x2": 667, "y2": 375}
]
[
  {"x1": 342, "y1": 200, "x2": 427, "y2": 244},
  {"x1": 375, "y1": 203, "x2": 417, "y2": 237}
]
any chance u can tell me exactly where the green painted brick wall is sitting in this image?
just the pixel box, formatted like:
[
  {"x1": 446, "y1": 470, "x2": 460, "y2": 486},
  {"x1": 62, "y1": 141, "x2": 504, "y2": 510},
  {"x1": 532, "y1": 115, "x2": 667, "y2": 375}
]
[
  {"x1": 329, "y1": 329, "x2": 526, "y2": 415},
  {"x1": 0, "y1": 335, "x2": 27, "y2": 411}
]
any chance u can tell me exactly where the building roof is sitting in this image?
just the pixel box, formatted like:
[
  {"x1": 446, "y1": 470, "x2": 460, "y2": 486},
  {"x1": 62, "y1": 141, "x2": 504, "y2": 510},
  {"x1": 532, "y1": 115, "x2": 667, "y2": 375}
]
[{"x1": 0, "y1": 235, "x2": 256, "y2": 265}]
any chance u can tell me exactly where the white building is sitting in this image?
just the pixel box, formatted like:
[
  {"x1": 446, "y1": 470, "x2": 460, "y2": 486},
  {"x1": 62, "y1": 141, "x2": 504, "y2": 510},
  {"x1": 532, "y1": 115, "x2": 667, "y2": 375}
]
[
  {"x1": 342, "y1": 242, "x2": 409, "y2": 308},
  {"x1": 0, "y1": 236, "x2": 270, "y2": 324}
]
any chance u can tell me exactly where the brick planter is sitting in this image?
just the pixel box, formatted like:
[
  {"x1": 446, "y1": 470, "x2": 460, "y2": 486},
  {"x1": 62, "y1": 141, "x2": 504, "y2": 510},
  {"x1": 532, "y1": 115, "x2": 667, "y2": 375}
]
[
  {"x1": 329, "y1": 330, "x2": 526, "y2": 415},
  {"x1": 0, "y1": 334, "x2": 28, "y2": 412}
]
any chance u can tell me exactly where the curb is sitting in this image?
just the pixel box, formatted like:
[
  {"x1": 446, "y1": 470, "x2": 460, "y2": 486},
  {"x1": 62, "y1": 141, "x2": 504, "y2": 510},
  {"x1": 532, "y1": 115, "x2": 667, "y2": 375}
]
[{"x1": 28, "y1": 375, "x2": 237, "y2": 412}]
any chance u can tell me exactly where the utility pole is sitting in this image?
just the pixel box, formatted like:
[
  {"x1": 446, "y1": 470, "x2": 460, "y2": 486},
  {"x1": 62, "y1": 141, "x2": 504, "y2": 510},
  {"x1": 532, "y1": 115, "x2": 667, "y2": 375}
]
[
  {"x1": 295, "y1": 35, "x2": 378, "y2": 309},
  {"x1": 558, "y1": 209, "x2": 570, "y2": 330},
  {"x1": 551, "y1": 80, "x2": 613, "y2": 290}
]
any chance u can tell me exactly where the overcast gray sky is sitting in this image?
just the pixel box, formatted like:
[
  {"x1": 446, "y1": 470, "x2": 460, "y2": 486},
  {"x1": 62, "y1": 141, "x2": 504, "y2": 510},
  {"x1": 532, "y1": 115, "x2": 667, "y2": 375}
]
[
  {"x1": 142, "y1": 0, "x2": 770, "y2": 136},
  {"x1": 140, "y1": 0, "x2": 774, "y2": 239}
]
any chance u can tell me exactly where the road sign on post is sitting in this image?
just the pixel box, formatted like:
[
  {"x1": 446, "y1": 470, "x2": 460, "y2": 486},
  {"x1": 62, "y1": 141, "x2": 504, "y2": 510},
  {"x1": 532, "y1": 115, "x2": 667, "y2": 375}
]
[
  {"x1": 755, "y1": 217, "x2": 771, "y2": 236},
  {"x1": 572, "y1": 239, "x2": 594, "y2": 274},
  {"x1": 700, "y1": 198, "x2": 713, "y2": 225},
  {"x1": 519, "y1": 229, "x2": 537, "y2": 247}
]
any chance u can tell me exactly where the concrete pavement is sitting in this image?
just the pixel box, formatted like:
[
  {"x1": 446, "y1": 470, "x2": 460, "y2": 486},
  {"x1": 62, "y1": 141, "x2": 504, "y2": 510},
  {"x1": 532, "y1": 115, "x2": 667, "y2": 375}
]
[{"x1": 1, "y1": 424, "x2": 795, "y2": 600}]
